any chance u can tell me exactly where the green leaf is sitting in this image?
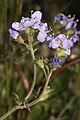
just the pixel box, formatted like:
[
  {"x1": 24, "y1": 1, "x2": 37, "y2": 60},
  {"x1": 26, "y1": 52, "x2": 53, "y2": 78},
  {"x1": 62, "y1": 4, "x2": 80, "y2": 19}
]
[
  {"x1": 36, "y1": 59, "x2": 44, "y2": 69},
  {"x1": 39, "y1": 86, "x2": 53, "y2": 102},
  {"x1": 57, "y1": 48, "x2": 67, "y2": 57},
  {"x1": 13, "y1": 92, "x2": 20, "y2": 104}
]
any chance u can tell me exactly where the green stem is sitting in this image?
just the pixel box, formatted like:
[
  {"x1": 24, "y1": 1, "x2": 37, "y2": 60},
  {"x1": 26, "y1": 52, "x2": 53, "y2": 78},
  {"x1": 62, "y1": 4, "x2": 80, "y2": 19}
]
[
  {"x1": 43, "y1": 68, "x2": 47, "y2": 80},
  {"x1": 0, "y1": 105, "x2": 24, "y2": 120},
  {"x1": 25, "y1": 30, "x2": 37, "y2": 100},
  {"x1": 28, "y1": 69, "x2": 53, "y2": 107},
  {"x1": 25, "y1": 63, "x2": 36, "y2": 100}
]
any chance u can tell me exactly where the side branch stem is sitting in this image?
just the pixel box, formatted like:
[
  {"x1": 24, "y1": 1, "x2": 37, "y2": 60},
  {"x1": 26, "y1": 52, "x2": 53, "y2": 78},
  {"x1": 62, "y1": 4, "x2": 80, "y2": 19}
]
[
  {"x1": 28, "y1": 69, "x2": 53, "y2": 107},
  {"x1": 0, "y1": 106, "x2": 24, "y2": 120}
]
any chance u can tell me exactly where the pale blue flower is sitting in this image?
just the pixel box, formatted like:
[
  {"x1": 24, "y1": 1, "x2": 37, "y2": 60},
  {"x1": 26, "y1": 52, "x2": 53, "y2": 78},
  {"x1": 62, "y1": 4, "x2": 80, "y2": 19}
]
[
  {"x1": 48, "y1": 34, "x2": 66, "y2": 49},
  {"x1": 65, "y1": 21, "x2": 77, "y2": 30},
  {"x1": 12, "y1": 22, "x2": 26, "y2": 31},
  {"x1": 70, "y1": 33, "x2": 79, "y2": 43},
  {"x1": 32, "y1": 22, "x2": 43, "y2": 30},
  {"x1": 52, "y1": 57, "x2": 60, "y2": 66},
  {"x1": 12, "y1": 11, "x2": 42, "y2": 31},
  {"x1": 37, "y1": 32, "x2": 47, "y2": 42},
  {"x1": 31, "y1": 11, "x2": 42, "y2": 23},
  {"x1": 9, "y1": 29, "x2": 19, "y2": 39},
  {"x1": 37, "y1": 23, "x2": 48, "y2": 42},
  {"x1": 21, "y1": 17, "x2": 34, "y2": 27},
  {"x1": 54, "y1": 13, "x2": 68, "y2": 24},
  {"x1": 61, "y1": 40, "x2": 73, "y2": 50}
]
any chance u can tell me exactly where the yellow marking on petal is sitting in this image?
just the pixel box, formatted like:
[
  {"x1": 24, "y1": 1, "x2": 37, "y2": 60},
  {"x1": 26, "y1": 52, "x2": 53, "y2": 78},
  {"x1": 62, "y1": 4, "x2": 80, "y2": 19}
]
[{"x1": 58, "y1": 41, "x2": 63, "y2": 46}]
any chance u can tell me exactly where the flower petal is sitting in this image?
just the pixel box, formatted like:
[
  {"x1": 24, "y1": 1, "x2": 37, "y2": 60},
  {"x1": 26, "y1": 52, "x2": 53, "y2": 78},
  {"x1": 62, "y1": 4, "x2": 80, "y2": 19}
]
[
  {"x1": 55, "y1": 34, "x2": 66, "y2": 42},
  {"x1": 41, "y1": 23, "x2": 48, "y2": 31},
  {"x1": 49, "y1": 40, "x2": 59, "y2": 49},
  {"x1": 12, "y1": 22, "x2": 25, "y2": 31},
  {"x1": 9, "y1": 29, "x2": 19, "y2": 39},
  {"x1": 31, "y1": 11, "x2": 42, "y2": 22},
  {"x1": 37, "y1": 32, "x2": 47, "y2": 42},
  {"x1": 54, "y1": 13, "x2": 68, "y2": 24},
  {"x1": 65, "y1": 21, "x2": 77, "y2": 30},
  {"x1": 71, "y1": 34, "x2": 79, "y2": 42},
  {"x1": 21, "y1": 17, "x2": 34, "y2": 27},
  {"x1": 52, "y1": 57, "x2": 60, "y2": 66},
  {"x1": 32, "y1": 22, "x2": 43, "y2": 30}
]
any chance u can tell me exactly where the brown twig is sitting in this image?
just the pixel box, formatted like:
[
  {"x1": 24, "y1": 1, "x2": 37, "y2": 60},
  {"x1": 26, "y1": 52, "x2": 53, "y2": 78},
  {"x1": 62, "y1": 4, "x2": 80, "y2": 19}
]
[
  {"x1": 51, "y1": 58, "x2": 80, "y2": 79},
  {"x1": 15, "y1": 64, "x2": 30, "y2": 93}
]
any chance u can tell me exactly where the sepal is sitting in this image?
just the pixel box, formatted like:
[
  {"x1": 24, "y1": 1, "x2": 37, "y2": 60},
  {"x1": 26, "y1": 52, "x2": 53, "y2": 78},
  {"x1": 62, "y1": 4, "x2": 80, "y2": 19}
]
[
  {"x1": 36, "y1": 58, "x2": 44, "y2": 69},
  {"x1": 39, "y1": 86, "x2": 53, "y2": 101},
  {"x1": 13, "y1": 92, "x2": 20, "y2": 104}
]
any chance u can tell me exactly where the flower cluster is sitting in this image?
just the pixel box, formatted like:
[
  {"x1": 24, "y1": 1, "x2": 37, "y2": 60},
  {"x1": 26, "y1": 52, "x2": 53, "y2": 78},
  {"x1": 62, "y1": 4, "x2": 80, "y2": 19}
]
[
  {"x1": 9, "y1": 11, "x2": 79, "y2": 67},
  {"x1": 9, "y1": 11, "x2": 48, "y2": 42},
  {"x1": 48, "y1": 13, "x2": 79, "y2": 66}
]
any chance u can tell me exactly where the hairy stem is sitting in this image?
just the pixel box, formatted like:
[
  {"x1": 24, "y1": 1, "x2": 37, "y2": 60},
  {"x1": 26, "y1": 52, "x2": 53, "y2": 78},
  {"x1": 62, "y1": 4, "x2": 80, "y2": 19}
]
[
  {"x1": 25, "y1": 30, "x2": 37, "y2": 100},
  {"x1": 0, "y1": 105, "x2": 24, "y2": 120},
  {"x1": 28, "y1": 69, "x2": 53, "y2": 107},
  {"x1": 25, "y1": 63, "x2": 36, "y2": 100}
]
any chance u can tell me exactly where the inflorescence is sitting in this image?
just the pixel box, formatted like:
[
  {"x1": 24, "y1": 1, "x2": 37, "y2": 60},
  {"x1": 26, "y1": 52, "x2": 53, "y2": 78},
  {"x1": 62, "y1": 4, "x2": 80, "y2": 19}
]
[{"x1": 9, "y1": 11, "x2": 79, "y2": 67}]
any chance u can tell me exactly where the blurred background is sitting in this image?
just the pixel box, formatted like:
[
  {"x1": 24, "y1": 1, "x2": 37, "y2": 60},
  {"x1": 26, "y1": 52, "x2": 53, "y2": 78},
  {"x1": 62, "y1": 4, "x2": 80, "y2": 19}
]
[{"x1": 0, "y1": 0, "x2": 80, "y2": 120}]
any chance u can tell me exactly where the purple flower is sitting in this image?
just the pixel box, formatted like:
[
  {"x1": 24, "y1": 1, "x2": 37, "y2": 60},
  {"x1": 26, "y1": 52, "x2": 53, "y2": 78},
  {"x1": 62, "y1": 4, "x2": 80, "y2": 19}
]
[
  {"x1": 65, "y1": 21, "x2": 77, "y2": 30},
  {"x1": 48, "y1": 33, "x2": 74, "y2": 56},
  {"x1": 70, "y1": 33, "x2": 79, "y2": 43},
  {"x1": 31, "y1": 11, "x2": 42, "y2": 23},
  {"x1": 54, "y1": 13, "x2": 68, "y2": 24},
  {"x1": 52, "y1": 57, "x2": 60, "y2": 66},
  {"x1": 9, "y1": 29, "x2": 19, "y2": 39},
  {"x1": 32, "y1": 22, "x2": 43, "y2": 30},
  {"x1": 12, "y1": 17, "x2": 34, "y2": 31},
  {"x1": 48, "y1": 34, "x2": 66, "y2": 49},
  {"x1": 23, "y1": 11, "x2": 44, "y2": 31},
  {"x1": 37, "y1": 32, "x2": 47, "y2": 42},
  {"x1": 21, "y1": 17, "x2": 34, "y2": 27},
  {"x1": 12, "y1": 22, "x2": 26, "y2": 31},
  {"x1": 48, "y1": 39, "x2": 59, "y2": 48},
  {"x1": 37, "y1": 23, "x2": 48, "y2": 42},
  {"x1": 12, "y1": 11, "x2": 42, "y2": 31},
  {"x1": 48, "y1": 33, "x2": 74, "y2": 50},
  {"x1": 46, "y1": 36, "x2": 52, "y2": 42},
  {"x1": 62, "y1": 40, "x2": 73, "y2": 50}
]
